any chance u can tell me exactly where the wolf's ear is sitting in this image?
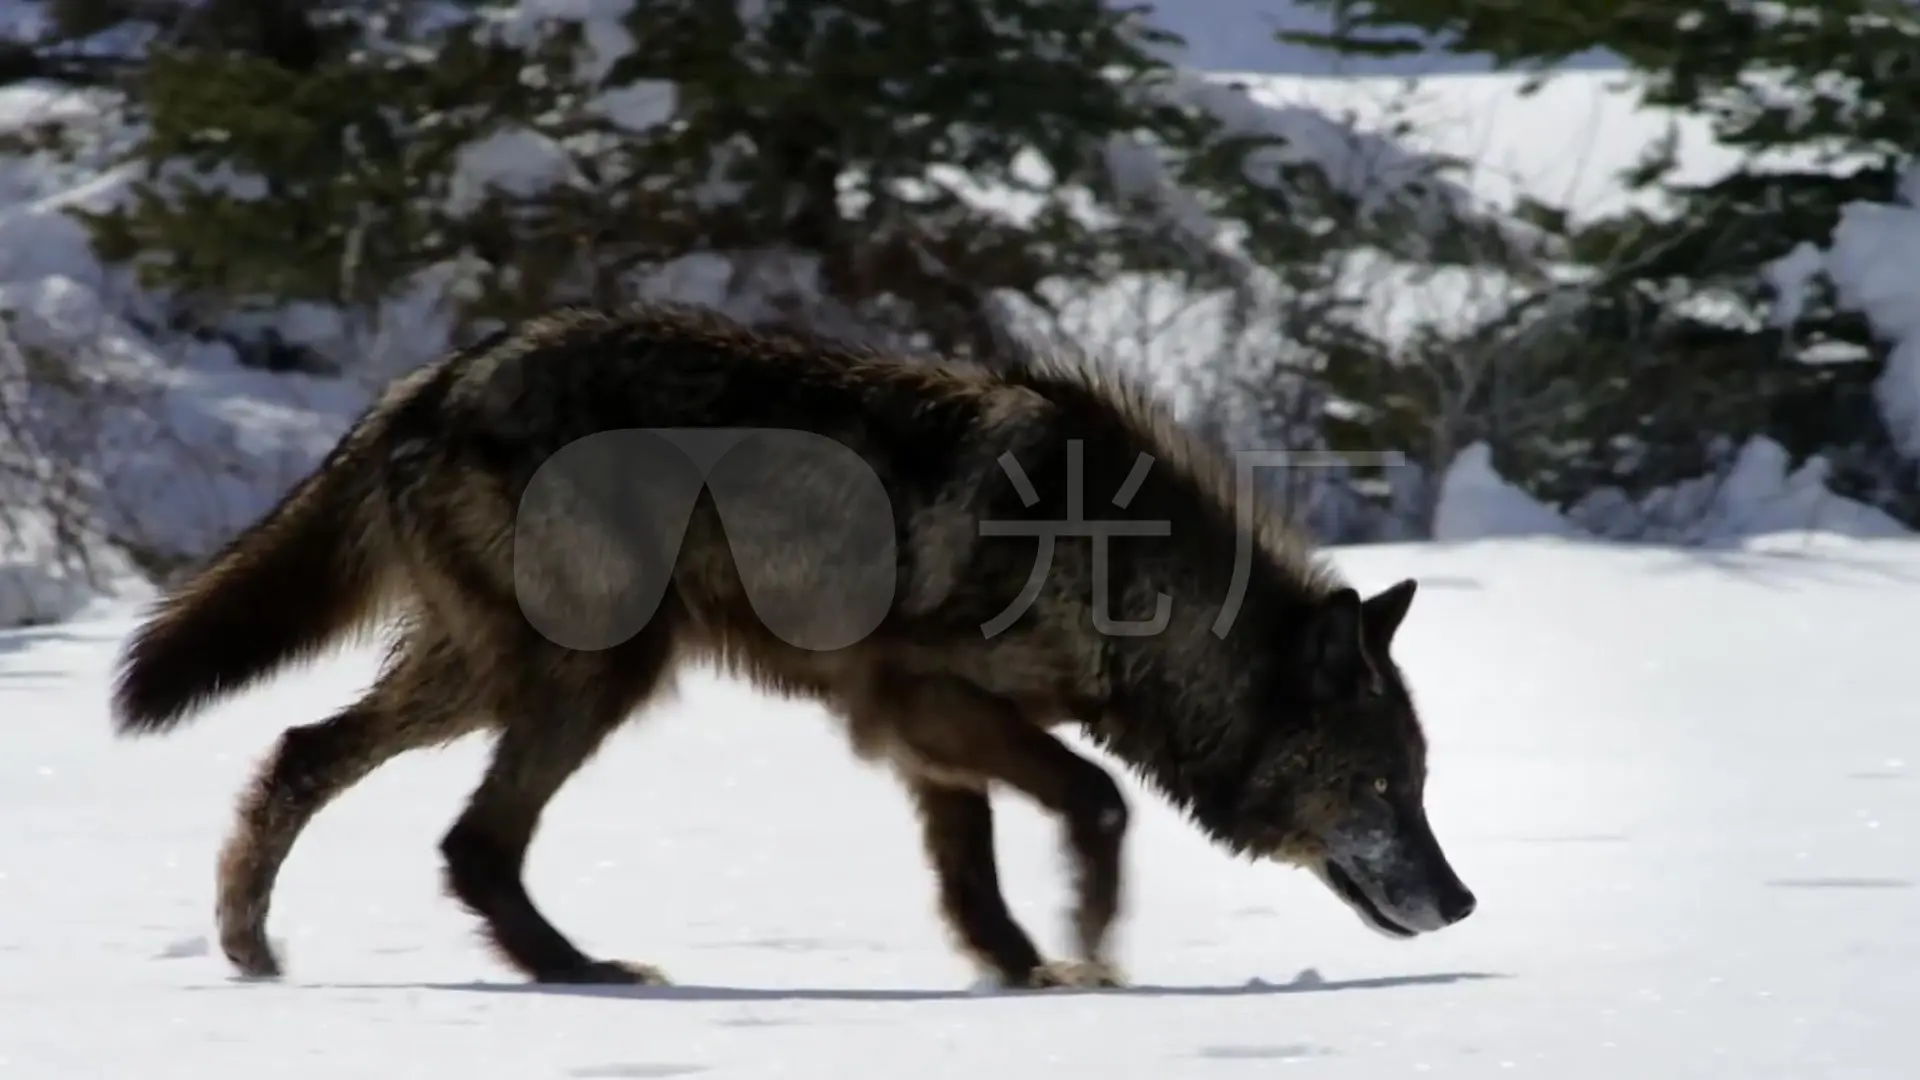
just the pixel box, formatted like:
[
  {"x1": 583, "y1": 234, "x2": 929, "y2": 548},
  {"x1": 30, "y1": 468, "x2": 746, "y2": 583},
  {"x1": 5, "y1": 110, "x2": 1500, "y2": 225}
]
[
  {"x1": 1361, "y1": 579, "x2": 1417, "y2": 650},
  {"x1": 1303, "y1": 587, "x2": 1368, "y2": 698}
]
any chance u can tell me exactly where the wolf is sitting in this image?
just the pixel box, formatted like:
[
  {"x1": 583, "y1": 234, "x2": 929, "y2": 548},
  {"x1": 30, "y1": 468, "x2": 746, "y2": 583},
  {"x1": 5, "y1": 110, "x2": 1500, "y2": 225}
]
[{"x1": 108, "y1": 301, "x2": 1476, "y2": 989}]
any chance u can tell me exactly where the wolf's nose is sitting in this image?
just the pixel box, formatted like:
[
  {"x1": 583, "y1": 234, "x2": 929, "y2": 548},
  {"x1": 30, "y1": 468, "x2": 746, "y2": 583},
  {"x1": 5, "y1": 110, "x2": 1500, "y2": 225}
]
[{"x1": 1438, "y1": 883, "x2": 1476, "y2": 925}]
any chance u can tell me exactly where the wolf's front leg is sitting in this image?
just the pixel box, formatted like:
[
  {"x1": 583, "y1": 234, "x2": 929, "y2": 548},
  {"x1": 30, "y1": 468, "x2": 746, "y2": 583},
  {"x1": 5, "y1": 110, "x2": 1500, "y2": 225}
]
[
  {"x1": 908, "y1": 780, "x2": 1050, "y2": 983},
  {"x1": 875, "y1": 674, "x2": 1132, "y2": 989}
]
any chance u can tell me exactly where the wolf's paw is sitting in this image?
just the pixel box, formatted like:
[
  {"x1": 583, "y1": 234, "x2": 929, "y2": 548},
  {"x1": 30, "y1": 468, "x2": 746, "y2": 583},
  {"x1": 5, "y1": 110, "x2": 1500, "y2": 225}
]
[
  {"x1": 219, "y1": 928, "x2": 284, "y2": 981},
  {"x1": 1015, "y1": 958, "x2": 1126, "y2": 990},
  {"x1": 544, "y1": 959, "x2": 672, "y2": 986}
]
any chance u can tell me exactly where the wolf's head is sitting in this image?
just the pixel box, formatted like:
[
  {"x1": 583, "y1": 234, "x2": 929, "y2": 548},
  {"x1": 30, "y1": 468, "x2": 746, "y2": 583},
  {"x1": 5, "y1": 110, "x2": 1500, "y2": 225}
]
[{"x1": 1203, "y1": 579, "x2": 1476, "y2": 938}]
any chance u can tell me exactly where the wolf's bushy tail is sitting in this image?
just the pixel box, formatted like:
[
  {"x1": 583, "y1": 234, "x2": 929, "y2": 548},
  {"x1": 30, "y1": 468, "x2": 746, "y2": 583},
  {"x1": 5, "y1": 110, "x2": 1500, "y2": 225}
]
[{"x1": 110, "y1": 441, "x2": 391, "y2": 736}]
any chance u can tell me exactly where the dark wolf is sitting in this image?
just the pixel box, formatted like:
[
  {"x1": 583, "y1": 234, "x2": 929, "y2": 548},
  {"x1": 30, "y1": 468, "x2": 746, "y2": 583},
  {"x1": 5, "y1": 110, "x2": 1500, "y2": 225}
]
[{"x1": 108, "y1": 301, "x2": 1476, "y2": 988}]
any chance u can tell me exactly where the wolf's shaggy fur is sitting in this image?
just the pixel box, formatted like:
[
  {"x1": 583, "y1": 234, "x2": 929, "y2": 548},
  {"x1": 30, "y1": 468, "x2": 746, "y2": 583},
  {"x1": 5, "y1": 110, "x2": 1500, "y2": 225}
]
[{"x1": 111, "y1": 302, "x2": 1463, "y2": 988}]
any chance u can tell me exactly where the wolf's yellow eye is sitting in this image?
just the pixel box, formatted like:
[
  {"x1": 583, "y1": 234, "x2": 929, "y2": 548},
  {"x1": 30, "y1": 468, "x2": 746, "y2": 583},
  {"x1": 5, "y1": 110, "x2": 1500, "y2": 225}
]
[{"x1": 1371, "y1": 777, "x2": 1389, "y2": 795}]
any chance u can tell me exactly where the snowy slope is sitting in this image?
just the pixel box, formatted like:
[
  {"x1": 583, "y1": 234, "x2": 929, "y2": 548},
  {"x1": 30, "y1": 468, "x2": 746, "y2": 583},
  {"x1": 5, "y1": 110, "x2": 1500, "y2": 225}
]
[
  {"x1": 1138, "y1": 0, "x2": 1624, "y2": 76},
  {"x1": 2, "y1": 536, "x2": 1916, "y2": 1078},
  {"x1": 6, "y1": 54, "x2": 1918, "y2": 628}
]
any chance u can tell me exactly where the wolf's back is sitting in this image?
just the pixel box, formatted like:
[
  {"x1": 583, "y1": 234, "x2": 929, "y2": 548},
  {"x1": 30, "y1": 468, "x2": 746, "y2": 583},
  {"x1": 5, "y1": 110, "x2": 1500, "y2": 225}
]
[{"x1": 109, "y1": 409, "x2": 400, "y2": 736}]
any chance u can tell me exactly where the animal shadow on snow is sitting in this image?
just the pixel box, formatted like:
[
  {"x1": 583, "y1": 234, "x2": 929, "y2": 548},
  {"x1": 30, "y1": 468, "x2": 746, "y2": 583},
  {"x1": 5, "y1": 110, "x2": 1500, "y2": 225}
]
[{"x1": 298, "y1": 970, "x2": 1507, "y2": 1003}]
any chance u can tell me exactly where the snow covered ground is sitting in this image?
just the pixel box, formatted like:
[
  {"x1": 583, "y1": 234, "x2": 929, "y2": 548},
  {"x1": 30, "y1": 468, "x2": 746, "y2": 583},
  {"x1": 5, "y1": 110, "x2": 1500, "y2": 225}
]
[{"x1": 2, "y1": 534, "x2": 1915, "y2": 1078}]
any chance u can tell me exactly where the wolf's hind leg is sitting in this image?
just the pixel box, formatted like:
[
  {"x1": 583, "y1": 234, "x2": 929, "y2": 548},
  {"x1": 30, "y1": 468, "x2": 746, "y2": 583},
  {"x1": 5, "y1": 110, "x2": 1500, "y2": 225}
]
[
  {"x1": 437, "y1": 624, "x2": 676, "y2": 985},
  {"x1": 217, "y1": 634, "x2": 485, "y2": 978}
]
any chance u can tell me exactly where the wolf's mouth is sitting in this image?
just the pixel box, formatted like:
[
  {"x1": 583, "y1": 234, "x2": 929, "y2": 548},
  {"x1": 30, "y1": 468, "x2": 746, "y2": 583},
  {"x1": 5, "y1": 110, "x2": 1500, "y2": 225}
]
[{"x1": 1323, "y1": 860, "x2": 1417, "y2": 938}]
